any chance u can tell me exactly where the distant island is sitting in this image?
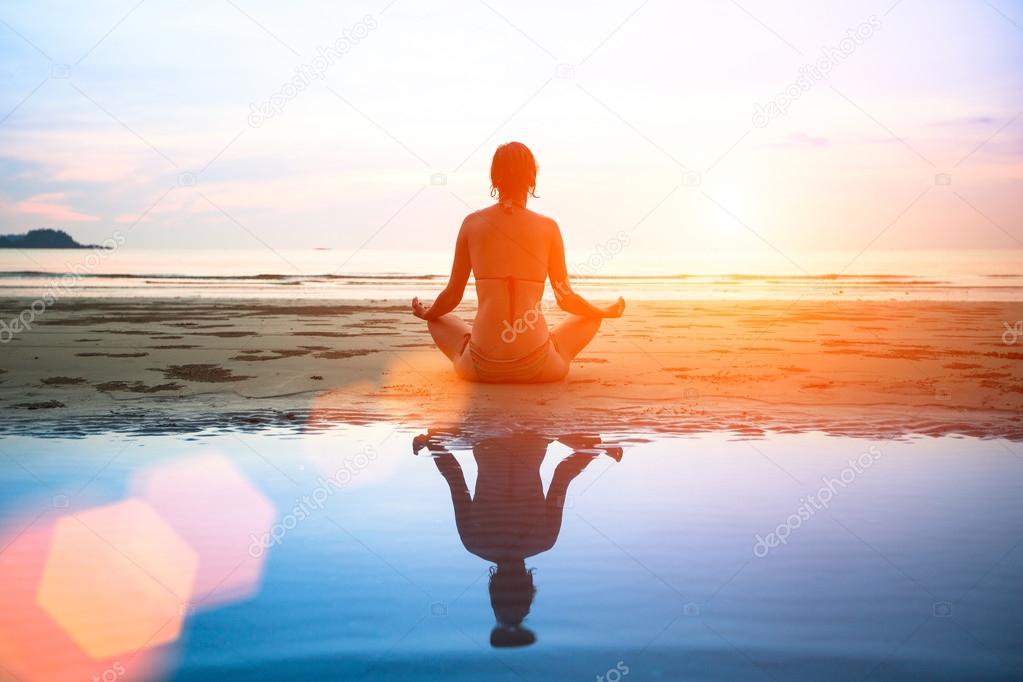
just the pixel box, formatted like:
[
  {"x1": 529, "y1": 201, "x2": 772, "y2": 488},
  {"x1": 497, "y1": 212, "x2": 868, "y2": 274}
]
[{"x1": 0, "y1": 229, "x2": 106, "y2": 249}]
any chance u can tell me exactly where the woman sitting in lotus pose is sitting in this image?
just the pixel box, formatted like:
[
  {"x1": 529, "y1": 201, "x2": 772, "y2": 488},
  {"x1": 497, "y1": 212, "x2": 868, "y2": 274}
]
[{"x1": 412, "y1": 142, "x2": 625, "y2": 383}]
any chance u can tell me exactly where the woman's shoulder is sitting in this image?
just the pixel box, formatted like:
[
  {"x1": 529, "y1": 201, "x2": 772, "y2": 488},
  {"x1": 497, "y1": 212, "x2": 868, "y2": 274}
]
[
  {"x1": 459, "y1": 209, "x2": 485, "y2": 232},
  {"x1": 518, "y1": 208, "x2": 559, "y2": 237},
  {"x1": 462, "y1": 205, "x2": 497, "y2": 224},
  {"x1": 462, "y1": 206, "x2": 558, "y2": 236},
  {"x1": 524, "y1": 207, "x2": 557, "y2": 225}
]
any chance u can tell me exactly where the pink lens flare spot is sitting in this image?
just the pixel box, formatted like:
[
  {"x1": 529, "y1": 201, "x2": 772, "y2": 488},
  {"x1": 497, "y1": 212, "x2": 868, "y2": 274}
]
[{"x1": 131, "y1": 453, "x2": 276, "y2": 608}]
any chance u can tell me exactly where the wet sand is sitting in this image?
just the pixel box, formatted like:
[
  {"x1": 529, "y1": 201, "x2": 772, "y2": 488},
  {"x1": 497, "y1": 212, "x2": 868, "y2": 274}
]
[{"x1": 1, "y1": 297, "x2": 1020, "y2": 439}]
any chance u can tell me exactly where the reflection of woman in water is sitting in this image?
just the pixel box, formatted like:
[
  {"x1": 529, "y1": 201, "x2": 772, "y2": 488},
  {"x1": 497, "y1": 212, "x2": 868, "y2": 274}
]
[
  {"x1": 411, "y1": 142, "x2": 625, "y2": 383},
  {"x1": 414, "y1": 431, "x2": 621, "y2": 647}
]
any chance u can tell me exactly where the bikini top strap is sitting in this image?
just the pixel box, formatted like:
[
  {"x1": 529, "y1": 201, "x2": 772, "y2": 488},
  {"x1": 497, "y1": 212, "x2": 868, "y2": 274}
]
[
  {"x1": 474, "y1": 275, "x2": 545, "y2": 283},
  {"x1": 474, "y1": 275, "x2": 546, "y2": 322}
]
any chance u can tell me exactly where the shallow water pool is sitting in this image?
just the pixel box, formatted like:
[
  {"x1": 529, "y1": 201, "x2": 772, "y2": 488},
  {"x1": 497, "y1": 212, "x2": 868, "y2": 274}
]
[{"x1": 1, "y1": 424, "x2": 1021, "y2": 681}]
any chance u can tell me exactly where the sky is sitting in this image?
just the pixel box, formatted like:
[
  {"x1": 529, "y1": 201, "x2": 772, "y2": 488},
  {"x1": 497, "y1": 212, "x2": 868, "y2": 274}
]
[{"x1": 0, "y1": 0, "x2": 1021, "y2": 274}]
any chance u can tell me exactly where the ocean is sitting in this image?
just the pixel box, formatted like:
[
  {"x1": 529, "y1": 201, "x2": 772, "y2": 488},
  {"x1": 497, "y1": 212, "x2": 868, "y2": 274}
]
[{"x1": 1, "y1": 248, "x2": 1021, "y2": 301}]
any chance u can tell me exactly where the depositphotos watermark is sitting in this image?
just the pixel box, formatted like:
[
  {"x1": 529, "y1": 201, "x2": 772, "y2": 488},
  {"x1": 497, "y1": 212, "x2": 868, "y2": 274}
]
[
  {"x1": 572, "y1": 230, "x2": 632, "y2": 277},
  {"x1": 0, "y1": 231, "x2": 125, "y2": 344},
  {"x1": 91, "y1": 661, "x2": 126, "y2": 682},
  {"x1": 497, "y1": 229, "x2": 633, "y2": 344},
  {"x1": 596, "y1": 661, "x2": 630, "y2": 682},
  {"x1": 248, "y1": 15, "x2": 379, "y2": 128},
  {"x1": 752, "y1": 15, "x2": 881, "y2": 128},
  {"x1": 248, "y1": 445, "x2": 379, "y2": 557},
  {"x1": 1002, "y1": 321, "x2": 1021, "y2": 345},
  {"x1": 752, "y1": 445, "x2": 882, "y2": 558},
  {"x1": 500, "y1": 297, "x2": 553, "y2": 344}
]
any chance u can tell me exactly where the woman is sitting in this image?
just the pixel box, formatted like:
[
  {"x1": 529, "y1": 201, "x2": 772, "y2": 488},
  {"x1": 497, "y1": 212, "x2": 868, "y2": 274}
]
[{"x1": 412, "y1": 142, "x2": 625, "y2": 383}]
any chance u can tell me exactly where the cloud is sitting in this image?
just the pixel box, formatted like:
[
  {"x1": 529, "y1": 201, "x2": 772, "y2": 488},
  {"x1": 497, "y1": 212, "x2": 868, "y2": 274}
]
[
  {"x1": 928, "y1": 115, "x2": 998, "y2": 127},
  {"x1": 13, "y1": 193, "x2": 101, "y2": 223},
  {"x1": 788, "y1": 133, "x2": 830, "y2": 147}
]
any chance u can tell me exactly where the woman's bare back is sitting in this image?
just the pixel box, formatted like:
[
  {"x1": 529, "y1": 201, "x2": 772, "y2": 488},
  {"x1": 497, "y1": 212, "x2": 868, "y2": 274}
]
[{"x1": 465, "y1": 204, "x2": 555, "y2": 358}]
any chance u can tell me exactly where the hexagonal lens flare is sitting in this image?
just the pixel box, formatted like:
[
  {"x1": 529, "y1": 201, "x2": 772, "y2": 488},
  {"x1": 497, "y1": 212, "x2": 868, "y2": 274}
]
[
  {"x1": 130, "y1": 453, "x2": 276, "y2": 607},
  {"x1": 0, "y1": 510, "x2": 178, "y2": 682},
  {"x1": 36, "y1": 499, "x2": 198, "y2": 660}
]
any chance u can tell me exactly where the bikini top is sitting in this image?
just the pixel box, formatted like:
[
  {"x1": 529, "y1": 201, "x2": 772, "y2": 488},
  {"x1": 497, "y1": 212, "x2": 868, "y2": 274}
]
[
  {"x1": 476, "y1": 201, "x2": 542, "y2": 319},
  {"x1": 475, "y1": 274, "x2": 546, "y2": 321}
]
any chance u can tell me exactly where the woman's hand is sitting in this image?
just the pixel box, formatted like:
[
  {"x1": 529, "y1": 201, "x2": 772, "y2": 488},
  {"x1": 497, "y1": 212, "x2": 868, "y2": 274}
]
[
  {"x1": 602, "y1": 297, "x2": 626, "y2": 319},
  {"x1": 411, "y1": 297, "x2": 429, "y2": 320}
]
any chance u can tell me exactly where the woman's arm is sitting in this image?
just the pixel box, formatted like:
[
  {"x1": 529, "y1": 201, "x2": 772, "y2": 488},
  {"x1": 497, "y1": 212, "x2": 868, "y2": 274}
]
[
  {"x1": 416, "y1": 437, "x2": 475, "y2": 545},
  {"x1": 412, "y1": 219, "x2": 472, "y2": 321},
  {"x1": 547, "y1": 222, "x2": 625, "y2": 319}
]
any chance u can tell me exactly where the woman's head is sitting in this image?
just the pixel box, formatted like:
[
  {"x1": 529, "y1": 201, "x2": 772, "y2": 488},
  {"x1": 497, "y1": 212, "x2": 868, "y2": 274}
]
[
  {"x1": 488, "y1": 564, "x2": 537, "y2": 647},
  {"x1": 490, "y1": 142, "x2": 537, "y2": 203}
]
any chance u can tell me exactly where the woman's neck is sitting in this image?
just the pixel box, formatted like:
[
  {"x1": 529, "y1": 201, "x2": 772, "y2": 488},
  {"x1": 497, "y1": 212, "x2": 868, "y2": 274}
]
[{"x1": 498, "y1": 194, "x2": 527, "y2": 209}]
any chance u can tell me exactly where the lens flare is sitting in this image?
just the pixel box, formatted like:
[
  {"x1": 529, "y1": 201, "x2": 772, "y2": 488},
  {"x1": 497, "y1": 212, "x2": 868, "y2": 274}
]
[
  {"x1": 130, "y1": 453, "x2": 276, "y2": 607},
  {"x1": 36, "y1": 500, "x2": 198, "y2": 660},
  {"x1": 0, "y1": 512, "x2": 169, "y2": 681}
]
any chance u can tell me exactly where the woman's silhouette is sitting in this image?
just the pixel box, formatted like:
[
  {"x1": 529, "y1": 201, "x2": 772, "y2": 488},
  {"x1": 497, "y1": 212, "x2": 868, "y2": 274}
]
[
  {"x1": 412, "y1": 142, "x2": 625, "y2": 383},
  {"x1": 413, "y1": 430, "x2": 621, "y2": 647}
]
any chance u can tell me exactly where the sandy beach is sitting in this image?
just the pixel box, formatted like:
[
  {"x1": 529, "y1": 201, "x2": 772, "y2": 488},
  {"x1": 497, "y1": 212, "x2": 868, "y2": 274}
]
[{"x1": 2, "y1": 297, "x2": 1020, "y2": 440}]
